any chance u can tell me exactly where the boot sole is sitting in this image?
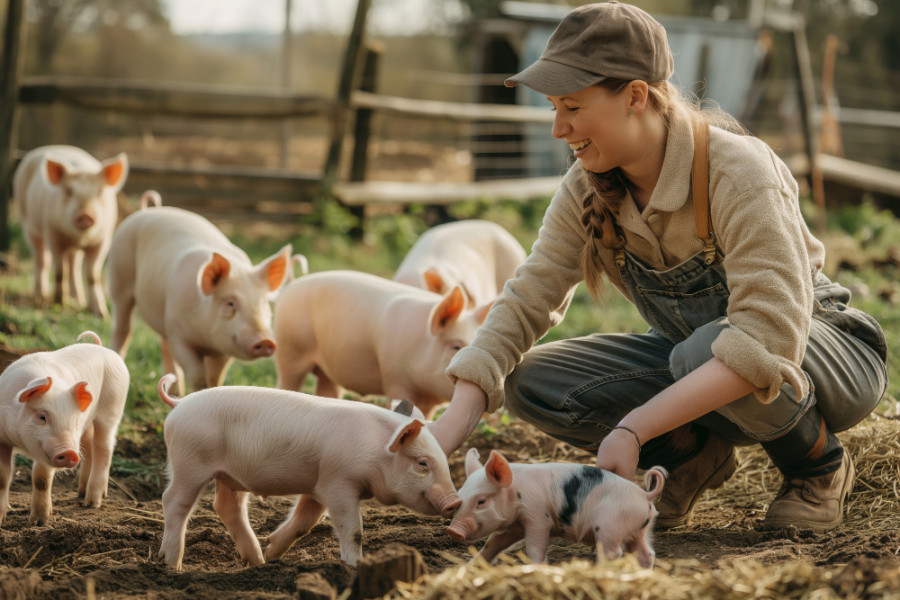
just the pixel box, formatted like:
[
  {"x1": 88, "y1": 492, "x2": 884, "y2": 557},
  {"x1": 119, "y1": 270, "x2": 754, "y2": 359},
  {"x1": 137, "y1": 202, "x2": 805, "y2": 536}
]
[
  {"x1": 762, "y1": 458, "x2": 856, "y2": 533},
  {"x1": 655, "y1": 448, "x2": 738, "y2": 529}
]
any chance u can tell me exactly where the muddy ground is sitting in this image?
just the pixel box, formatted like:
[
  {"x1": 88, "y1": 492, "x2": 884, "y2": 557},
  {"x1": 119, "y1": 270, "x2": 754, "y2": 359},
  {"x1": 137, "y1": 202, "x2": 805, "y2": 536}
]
[{"x1": 1, "y1": 411, "x2": 899, "y2": 599}]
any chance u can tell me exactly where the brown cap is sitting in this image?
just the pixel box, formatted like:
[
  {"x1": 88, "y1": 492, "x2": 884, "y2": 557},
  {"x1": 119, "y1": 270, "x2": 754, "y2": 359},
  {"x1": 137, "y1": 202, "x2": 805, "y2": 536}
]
[{"x1": 505, "y1": 1, "x2": 674, "y2": 95}]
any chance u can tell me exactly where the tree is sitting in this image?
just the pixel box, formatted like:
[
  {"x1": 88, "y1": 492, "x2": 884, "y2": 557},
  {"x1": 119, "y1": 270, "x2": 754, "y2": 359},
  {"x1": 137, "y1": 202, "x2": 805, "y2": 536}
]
[{"x1": 26, "y1": 0, "x2": 169, "y2": 74}]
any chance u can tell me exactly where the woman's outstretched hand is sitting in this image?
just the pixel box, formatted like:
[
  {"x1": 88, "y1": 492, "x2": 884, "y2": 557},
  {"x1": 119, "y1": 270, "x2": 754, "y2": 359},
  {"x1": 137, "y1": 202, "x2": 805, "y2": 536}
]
[{"x1": 595, "y1": 427, "x2": 641, "y2": 478}]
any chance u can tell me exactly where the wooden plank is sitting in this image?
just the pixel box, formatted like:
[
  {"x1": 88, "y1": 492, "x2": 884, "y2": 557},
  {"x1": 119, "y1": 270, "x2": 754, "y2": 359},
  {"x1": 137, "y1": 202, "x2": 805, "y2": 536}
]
[
  {"x1": 334, "y1": 176, "x2": 561, "y2": 206},
  {"x1": 19, "y1": 76, "x2": 332, "y2": 119},
  {"x1": 829, "y1": 107, "x2": 900, "y2": 130},
  {"x1": 352, "y1": 90, "x2": 554, "y2": 124},
  {"x1": 127, "y1": 160, "x2": 320, "y2": 183},
  {"x1": 817, "y1": 153, "x2": 900, "y2": 198}
]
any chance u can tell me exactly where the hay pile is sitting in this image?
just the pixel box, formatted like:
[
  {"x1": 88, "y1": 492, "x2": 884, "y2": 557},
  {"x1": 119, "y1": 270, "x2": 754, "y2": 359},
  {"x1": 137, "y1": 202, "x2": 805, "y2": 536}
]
[
  {"x1": 389, "y1": 554, "x2": 900, "y2": 600},
  {"x1": 387, "y1": 415, "x2": 900, "y2": 600}
]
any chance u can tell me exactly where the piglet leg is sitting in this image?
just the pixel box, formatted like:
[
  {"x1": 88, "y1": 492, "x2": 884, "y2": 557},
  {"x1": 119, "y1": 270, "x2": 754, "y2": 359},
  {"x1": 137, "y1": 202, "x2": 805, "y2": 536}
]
[
  {"x1": 83, "y1": 244, "x2": 109, "y2": 318},
  {"x1": 624, "y1": 529, "x2": 655, "y2": 568},
  {"x1": 30, "y1": 462, "x2": 55, "y2": 525},
  {"x1": 0, "y1": 444, "x2": 13, "y2": 525},
  {"x1": 322, "y1": 493, "x2": 364, "y2": 565},
  {"x1": 522, "y1": 524, "x2": 552, "y2": 563},
  {"x1": 265, "y1": 494, "x2": 327, "y2": 560},
  {"x1": 214, "y1": 481, "x2": 264, "y2": 566},
  {"x1": 478, "y1": 524, "x2": 525, "y2": 563},
  {"x1": 82, "y1": 421, "x2": 116, "y2": 508},
  {"x1": 203, "y1": 354, "x2": 233, "y2": 388},
  {"x1": 77, "y1": 422, "x2": 95, "y2": 499},
  {"x1": 69, "y1": 250, "x2": 86, "y2": 308},
  {"x1": 159, "y1": 478, "x2": 207, "y2": 570},
  {"x1": 28, "y1": 233, "x2": 50, "y2": 303}
]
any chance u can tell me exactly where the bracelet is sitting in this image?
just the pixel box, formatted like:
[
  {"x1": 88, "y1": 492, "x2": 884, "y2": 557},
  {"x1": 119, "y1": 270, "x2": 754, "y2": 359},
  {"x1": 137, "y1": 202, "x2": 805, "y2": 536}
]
[{"x1": 612, "y1": 425, "x2": 642, "y2": 452}]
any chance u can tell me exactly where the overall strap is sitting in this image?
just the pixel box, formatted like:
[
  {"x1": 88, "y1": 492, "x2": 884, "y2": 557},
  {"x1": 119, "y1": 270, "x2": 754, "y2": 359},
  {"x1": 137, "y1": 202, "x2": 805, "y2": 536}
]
[{"x1": 691, "y1": 119, "x2": 717, "y2": 265}]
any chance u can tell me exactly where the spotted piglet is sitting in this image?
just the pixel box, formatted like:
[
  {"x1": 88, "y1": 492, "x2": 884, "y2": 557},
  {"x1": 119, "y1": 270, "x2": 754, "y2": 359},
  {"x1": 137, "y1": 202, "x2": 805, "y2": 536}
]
[{"x1": 446, "y1": 448, "x2": 667, "y2": 568}]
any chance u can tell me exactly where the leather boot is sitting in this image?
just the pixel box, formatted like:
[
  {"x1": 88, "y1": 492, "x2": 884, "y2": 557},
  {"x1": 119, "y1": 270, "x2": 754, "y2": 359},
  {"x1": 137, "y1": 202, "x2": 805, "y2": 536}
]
[
  {"x1": 762, "y1": 451, "x2": 855, "y2": 532},
  {"x1": 655, "y1": 433, "x2": 737, "y2": 528}
]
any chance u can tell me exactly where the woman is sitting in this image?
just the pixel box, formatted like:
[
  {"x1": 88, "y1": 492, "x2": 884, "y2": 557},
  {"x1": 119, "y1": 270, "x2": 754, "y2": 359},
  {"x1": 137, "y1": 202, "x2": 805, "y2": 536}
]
[{"x1": 429, "y1": 1, "x2": 887, "y2": 532}]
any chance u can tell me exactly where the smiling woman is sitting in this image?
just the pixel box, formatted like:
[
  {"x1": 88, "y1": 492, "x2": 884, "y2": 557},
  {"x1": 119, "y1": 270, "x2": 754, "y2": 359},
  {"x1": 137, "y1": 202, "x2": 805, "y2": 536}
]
[{"x1": 430, "y1": 0, "x2": 889, "y2": 540}]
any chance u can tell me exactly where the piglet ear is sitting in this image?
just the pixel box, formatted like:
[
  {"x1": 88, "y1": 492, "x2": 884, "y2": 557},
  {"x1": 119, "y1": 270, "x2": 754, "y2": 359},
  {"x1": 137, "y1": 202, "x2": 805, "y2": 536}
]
[
  {"x1": 484, "y1": 450, "x2": 513, "y2": 488},
  {"x1": 388, "y1": 419, "x2": 424, "y2": 453},
  {"x1": 429, "y1": 286, "x2": 465, "y2": 335},
  {"x1": 17, "y1": 377, "x2": 53, "y2": 402},
  {"x1": 71, "y1": 382, "x2": 93, "y2": 412},
  {"x1": 465, "y1": 447, "x2": 483, "y2": 476},
  {"x1": 200, "y1": 252, "x2": 231, "y2": 295},
  {"x1": 44, "y1": 158, "x2": 67, "y2": 185},
  {"x1": 474, "y1": 301, "x2": 494, "y2": 325},
  {"x1": 259, "y1": 244, "x2": 292, "y2": 292},
  {"x1": 100, "y1": 153, "x2": 128, "y2": 188},
  {"x1": 422, "y1": 268, "x2": 446, "y2": 295}
]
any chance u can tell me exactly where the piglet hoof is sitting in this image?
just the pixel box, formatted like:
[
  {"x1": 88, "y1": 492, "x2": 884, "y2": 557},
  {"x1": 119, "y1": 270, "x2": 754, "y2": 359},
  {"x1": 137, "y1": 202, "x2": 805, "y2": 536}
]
[
  {"x1": 82, "y1": 486, "x2": 107, "y2": 508},
  {"x1": 263, "y1": 536, "x2": 289, "y2": 561},
  {"x1": 239, "y1": 550, "x2": 265, "y2": 567},
  {"x1": 82, "y1": 497, "x2": 103, "y2": 509},
  {"x1": 158, "y1": 549, "x2": 184, "y2": 572},
  {"x1": 29, "y1": 512, "x2": 51, "y2": 526}
]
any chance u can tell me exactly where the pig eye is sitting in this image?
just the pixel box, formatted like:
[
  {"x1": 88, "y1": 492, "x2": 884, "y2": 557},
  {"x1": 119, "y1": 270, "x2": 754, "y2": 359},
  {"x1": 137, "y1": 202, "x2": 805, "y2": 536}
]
[
  {"x1": 476, "y1": 498, "x2": 487, "y2": 508},
  {"x1": 417, "y1": 458, "x2": 430, "y2": 471},
  {"x1": 36, "y1": 412, "x2": 48, "y2": 423},
  {"x1": 223, "y1": 299, "x2": 238, "y2": 317}
]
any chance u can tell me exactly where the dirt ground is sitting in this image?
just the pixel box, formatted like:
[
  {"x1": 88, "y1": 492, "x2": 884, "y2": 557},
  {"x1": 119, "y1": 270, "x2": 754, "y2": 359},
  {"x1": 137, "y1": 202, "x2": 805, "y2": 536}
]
[{"x1": 1, "y1": 410, "x2": 899, "y2": 600}]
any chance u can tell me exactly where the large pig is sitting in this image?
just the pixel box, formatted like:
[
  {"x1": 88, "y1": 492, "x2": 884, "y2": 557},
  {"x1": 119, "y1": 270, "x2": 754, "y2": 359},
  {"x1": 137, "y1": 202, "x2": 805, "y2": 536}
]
[
  {"x1": 0, "y1": 331, "x2": 129, "y2": 526},
  {"x1": 447, "y1": 449, "x2": 667, "y2": 568},
  {"x1": 107, "y1": 202, "x2": 291, "y2": 395},
  {"x1": 13, "y1": 145, "x2": 129, "y2": 318},
  {"x1": 273, "y1": 270, "x2": 492, "y2": 418},
  {"x1": 156, "y1": 375, "x2": 461, "y2": 570},
  {"x1": 393, "y1": 219, "x2": 527, "y2": 308}
]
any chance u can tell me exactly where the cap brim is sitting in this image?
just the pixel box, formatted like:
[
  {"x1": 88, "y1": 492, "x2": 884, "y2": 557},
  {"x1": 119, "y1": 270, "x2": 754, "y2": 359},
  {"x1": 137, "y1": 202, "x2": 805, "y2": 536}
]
[{"x1": 504, "y1": 58, "x2": 607, "y2": 96}]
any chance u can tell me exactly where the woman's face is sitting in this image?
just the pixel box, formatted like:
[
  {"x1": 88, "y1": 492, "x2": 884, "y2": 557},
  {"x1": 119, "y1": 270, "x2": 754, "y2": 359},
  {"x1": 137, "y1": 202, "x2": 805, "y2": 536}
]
[{"x1": 547, "y1": 84, "x2": 634, "y2": 174}]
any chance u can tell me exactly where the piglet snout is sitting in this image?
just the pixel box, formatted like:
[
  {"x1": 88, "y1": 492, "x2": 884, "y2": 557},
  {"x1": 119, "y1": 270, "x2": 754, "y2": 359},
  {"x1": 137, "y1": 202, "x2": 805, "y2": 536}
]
[
  {"x1": 75, "y1": 213, "x2": 95, "y2": 230},
  {"x1": 440, "y1": 495, "x2": 462, "y2": 519},
  {"x1": 251, "y1": 339, "x2": 276, "y2": 358},
  {"x1": 446, "y1": 524, "x2": 468, "y2": 542},
  {"x1": 429, "y1": 486, "x2": 461, "y2": 518},
  {"x1": 54, "y1": 449, "x2": 80, "y2": 469}
]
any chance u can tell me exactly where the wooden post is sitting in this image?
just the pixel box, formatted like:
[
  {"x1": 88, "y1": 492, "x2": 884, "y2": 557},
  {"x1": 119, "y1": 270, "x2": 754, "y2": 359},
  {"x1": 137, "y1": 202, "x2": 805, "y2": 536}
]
[
  {"x1": 0, "y1": 0, "x2": 26, "y2": 251},
  {"x1": 346, "y1": 42, "x2": 382, "y2": 240},
  {"x1": 320, "y1": 0, "x2": 371, "y2": 202},
  {"x1": 787, "y1": 14, "x2": 819, "y2": 204},
  {"x1": 279, "y1": 0, "x2": 293, "y2": 169}
]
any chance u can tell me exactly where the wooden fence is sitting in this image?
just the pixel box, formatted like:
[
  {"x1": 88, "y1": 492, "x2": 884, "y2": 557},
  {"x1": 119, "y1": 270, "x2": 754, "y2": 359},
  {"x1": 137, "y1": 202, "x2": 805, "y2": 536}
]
[{"x1": 2, "y1": 0, "x2": 900, "y2": 252}]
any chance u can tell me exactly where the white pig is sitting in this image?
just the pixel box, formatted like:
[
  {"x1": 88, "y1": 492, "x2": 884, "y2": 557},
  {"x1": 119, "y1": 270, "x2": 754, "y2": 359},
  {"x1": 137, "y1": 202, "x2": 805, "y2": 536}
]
[
  {"x1": 393, "y1": 220, "x2": 527, "y2": 308},
  {"x1": 13, "y1": 145, "x2": 129, "y2": 318},
  {"x1": 155, "y1": 375, "x2": 461, "y2": 571},
  {"x1": 0, "y1": 331, "x2": 129, "y2": 526},
  {"x1": 273, "y1": 270, "x2": 492, "y2": 418},
  {"x1": 447, "y1": 449, "x2": 667, "y2": 568},
  {"x1": 107, "y1": 204, "x2": 291, "y2": 395}
]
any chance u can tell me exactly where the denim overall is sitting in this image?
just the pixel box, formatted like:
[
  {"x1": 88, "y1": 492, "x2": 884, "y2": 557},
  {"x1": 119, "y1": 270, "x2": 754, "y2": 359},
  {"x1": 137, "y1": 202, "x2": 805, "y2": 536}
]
[{"x1": 504, "y1": 125, "x2": 887, "y2": 475}]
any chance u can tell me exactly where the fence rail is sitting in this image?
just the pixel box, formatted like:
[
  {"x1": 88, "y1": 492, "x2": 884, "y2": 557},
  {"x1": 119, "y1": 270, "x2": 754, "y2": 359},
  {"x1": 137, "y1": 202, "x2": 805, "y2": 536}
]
[{"x1": 19, "y1": 76, "x2": 334, "y2": 120}]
